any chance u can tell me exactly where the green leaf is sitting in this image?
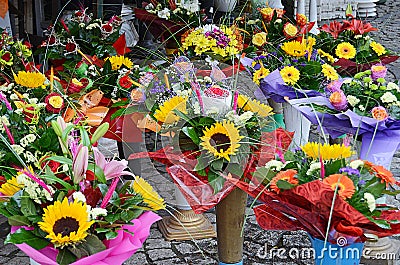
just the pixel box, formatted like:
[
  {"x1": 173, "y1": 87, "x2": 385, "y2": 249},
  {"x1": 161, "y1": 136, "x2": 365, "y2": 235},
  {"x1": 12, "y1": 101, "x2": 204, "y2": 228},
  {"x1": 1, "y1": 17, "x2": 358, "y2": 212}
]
[
  {"x1": 5, "y1": 228, "x2": 49, "y2": 249},
  {"x1": 43, "y1": 166, "x2": 74, "y2": 190},
  {"x1": 367, "y1": 217, "x2": 391, "y2": 229},
  {"x1": 112, "y1": 99, "x2": 130, "y2": 107},
  {"x1": 111, "y1": 106, "x2": 140, "y2": 120},
  {"x1": 105, "y1": 231, "x2": 119, "y2": 240},
  {"x1": 46, "y1": 156, "x2": 72, "y2": 165},
  {"x1": 173, "y1": 110, "x2": 197, "y2": 126},
  {"x1": 283, "y1": 151, "x2": 296, "y2": 162},
  {"x1": 382, "y1": 190, "x2": 400, "y2": 196},
  {"x1": 81, "y1": 235, "x2": 106, "y2": 254},
  {"x1": 61, "y1": 124, "x2": 75, "y2": 143},
  {"x1": 87, "y1": 163, "x2": 107, "y2": 184},
  {"x1": 252, "y1": 167, "x2": 277, "y2": 184},
  {"x1": 194, "y1": 154, "x2": 212, "y2": 171},
  {"x1": 276, "y1": 179, "x2": 296, "y2": 190},
  {"x1": 208, "y1": 170, "x2": 225, "y2": 194},
  {"x1": 226, "y1": 163, "x2": 244, "y2": 177},
  {"x1": 80, "y1": 127, "x2": 91, "y2": 147},
  {"x1": 20, "y1": 194, "x2": 37, "y2": 218},
  {"x1": 8, "y1": 215, "x2": 30, "y2": 226},
  {"x1": 95, "y1": 227, "x2": 111, "y2": 233},
  {"x1": 181, "y1": 127, "x2": 200, "y2": 145},
  {"x1": 325, "y1": 159, "x2": 344, "y2": 177},
  {"x1": 57, "y1": 248, "x2": 77, "y2": 265},
  {"x1": 211, "y1": 159, "x2": 223, "y2": 171},
  {"x1": 121, "y1": 209, "x2": 142, "y2": 222}
]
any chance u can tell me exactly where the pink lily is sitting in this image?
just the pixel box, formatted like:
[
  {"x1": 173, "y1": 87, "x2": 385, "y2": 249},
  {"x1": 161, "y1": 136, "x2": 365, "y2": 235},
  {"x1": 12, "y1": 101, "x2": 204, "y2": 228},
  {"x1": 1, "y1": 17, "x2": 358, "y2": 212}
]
[
  {"x1": 72, "y1": 144, "x2": 88, "y2": 184},
  {"x1": 93, "y1": 147, "x2": 134, "y2": 179}
]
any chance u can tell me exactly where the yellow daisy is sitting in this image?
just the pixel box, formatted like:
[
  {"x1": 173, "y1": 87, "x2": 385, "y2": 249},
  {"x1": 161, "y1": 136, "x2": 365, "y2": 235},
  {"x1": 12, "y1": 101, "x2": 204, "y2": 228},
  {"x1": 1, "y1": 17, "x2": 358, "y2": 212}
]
[
  {"x1": 318, "y1": 49, "x2": 335, "y2": 64},
  {"x1": 252, "y1": 67, "x2": 270, "y2": 85},
  {"x1": 38, "y1": 198, "x2": 94, "y2": 247},
  {"x1": 281, "y1": 40, "x2": 307, "y2": 57},
  {"x1": 107, "y1": 55, "x2": 133, "y2": 70},
  {"x1": 237, "y1": 94, "x2": 273, "y2": 117},
  {"x1": 132, "y1": 176, "x2": 166, "y2": 211},
  {"x1": 14, "y1": 71, "x2": 46, "y2": 88},
  {"x1": 370, "y1": 41, "x2": 386, "y2": 56},
  {"x1": 321, "y1": 64, "x2": 339, "y2": 81},
  {"x1": 154, "y1": 96, "x2": 187, "y2": 124},
  {"x1": 0, "y1": 177, "x2": 23, "y2": 198},
  {"x1": 200, "y1": 120, "x2": 243, "y2": 161},
  {"x1": 335, "y1": 42, "x2": 356, "y2": 59},
  {"x1": 280, "y1": 66, "x2": 300, "y2": 85},
  {"x1": 301, "y1": 142, "x2": 353, "y2": 161}
]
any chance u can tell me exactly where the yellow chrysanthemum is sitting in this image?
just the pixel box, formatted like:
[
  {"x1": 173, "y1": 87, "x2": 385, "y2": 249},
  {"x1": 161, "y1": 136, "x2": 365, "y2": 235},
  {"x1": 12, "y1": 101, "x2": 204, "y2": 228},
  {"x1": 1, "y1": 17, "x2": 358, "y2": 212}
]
[
  {"x1": 301, "y1": 142, "x2": 353, "y2": 161},
  {"x1": 281, "y1": 40, "x2": 307, "y2": 57},
  {"x1": 321, "y1": 64, "x2": 339, "y2": 81},
  {"x1": 200, "y1": 120, "x2": 243, "y2": 161},
  {"x1": 237, "y1": 94, "x2": 273, "y2": 117},
  {"x1": 0, "y1": 177, "x2": 23, "y2": 198},
  {"x1": 38, "y1": 198, "x2": 94, "y2": 247},
  {"x1": 252, "y1": 67, "x2": 270, "y2": 85},
  {"x1": 335, "y1": 42, "x2": 356, "y2": 59},
  {"x1": 370, "y1": 41, "x2": 386, "y2": 56},
  {"x1": 107, "y1": 55, "x2": 133, "y2": 70},
  {"x1": 280, "y1": 66, "x2": 300, "y2": 85},
  {"x1": 132, "y1": 176, "x2": 165, "y2": 211},
  {"x1": 154, "y1": 96, "x2": 187, "y2": 124},
  {"x1": 318, "y1": 49, "x2": 335, "y2": 64},
  {"x1": 14, "y1": 71, "x2": 46, "y2": 88}
]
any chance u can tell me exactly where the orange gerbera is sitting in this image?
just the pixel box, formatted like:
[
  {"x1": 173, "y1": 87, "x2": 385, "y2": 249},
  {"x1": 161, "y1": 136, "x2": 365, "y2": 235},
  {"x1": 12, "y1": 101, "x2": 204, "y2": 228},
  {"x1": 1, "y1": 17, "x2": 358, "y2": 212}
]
[
  {"x1": 323, "y1": 174, "x2": 355, "y2": 199},
  {"x1": 364, "y1": 161, "x2": 395, "y2": 185},
  {"x1": 270, "y1": 169, "x2": 298, "y2": 193}
]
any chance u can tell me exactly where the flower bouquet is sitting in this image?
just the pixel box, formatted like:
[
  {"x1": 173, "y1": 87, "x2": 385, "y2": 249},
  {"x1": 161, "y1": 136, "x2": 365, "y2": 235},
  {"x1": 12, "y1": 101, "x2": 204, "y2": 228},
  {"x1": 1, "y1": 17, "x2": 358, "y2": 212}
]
[
  {"x1": 317, "y1": 16, "x2": 398, "y2": 76},
  {"x1": 288, "y1": 64, "x2": 400, "y2": 168},
  {"x1": 134, "y1": 0, "x2": 206, "y2": 42},
  {"x1": 128, "y1": 56, "x2": 295, "y2": 212},
  {"x1": 0, "y1": 118, "x2": 164, "y2": 265},
  {"x1": 231, "y1": 141, "x2": 400, "y2": 264}
]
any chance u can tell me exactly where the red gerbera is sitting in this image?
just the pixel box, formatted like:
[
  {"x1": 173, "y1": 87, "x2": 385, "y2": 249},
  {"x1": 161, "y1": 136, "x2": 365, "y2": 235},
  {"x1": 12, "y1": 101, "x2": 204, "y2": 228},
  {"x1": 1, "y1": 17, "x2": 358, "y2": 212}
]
[{"x1": 119, "y1": 75, "x2": 133, "y2": 89}]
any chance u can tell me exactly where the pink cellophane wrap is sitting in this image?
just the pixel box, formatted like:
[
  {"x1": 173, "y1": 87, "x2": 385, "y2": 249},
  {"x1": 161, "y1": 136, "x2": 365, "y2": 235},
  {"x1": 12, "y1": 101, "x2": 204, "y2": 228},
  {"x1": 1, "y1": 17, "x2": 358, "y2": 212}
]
[{"x1": 12, "y1": 211, "x2": 161, "y2": 265}]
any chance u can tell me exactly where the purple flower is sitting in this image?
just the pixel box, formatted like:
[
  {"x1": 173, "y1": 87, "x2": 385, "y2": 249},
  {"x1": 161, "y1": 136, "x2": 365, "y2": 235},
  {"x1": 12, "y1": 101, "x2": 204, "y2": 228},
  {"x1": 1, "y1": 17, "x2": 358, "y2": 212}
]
[
  {"x1": 329, "y1": 90, "x2": 348, "y2": 111},
  {"x1": 339, "y1": 167, "x2": 360, "y2": 176},
  {"x1": 326, "y1": 79, "x2": 344, "y2": 93},
  {"x1": 371, "y1": 64, "x2": 387, "y2": 80},
  {"x1": 358, "y1": 179, "x2": 366, "y2": 185}
]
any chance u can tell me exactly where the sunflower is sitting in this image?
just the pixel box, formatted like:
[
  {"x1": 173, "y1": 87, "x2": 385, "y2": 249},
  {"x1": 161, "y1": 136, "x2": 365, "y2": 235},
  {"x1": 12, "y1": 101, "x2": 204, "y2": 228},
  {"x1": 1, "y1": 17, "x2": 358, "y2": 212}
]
[
  {"x1": 0, "y1": 177, "x2": 23, "y2": 197},
  {"x1": 280, "y1": 66, "x2": 300, "y2": 85},
  {"x1": 270, "y1": 169, "x2": 298, "y2": 193},
  {"x1": 281, "y1": 40, "x2": 307, "y2": 57},
  {"x1": 154, "y1": 96, "x2": 187, "y2": 124},
  {"x1": 252, "y1": 67, "x2": 270, "y2": 85},
  {"x1": 323, "y1": 174, "x2": 355, "y2": 199},
  {"x1": 200, "y1": 120, "x2": 242, "y2": 161},
  {"x1": 321, "y1": 64, "x2": 339, "y2": 81},
  {"x1": 301, "y1": 142, "x2": 353, "y2": 161},
  {"x1": 318, "y1": 49, "x2": 335, "y2": 64},
  {"x1": 132, "y1": 176, "x2": 166, "y2": 211},
  {"x1": 370, "y1": 41, "x2": 386, "y2": 56},
  {"x1": 38, "y1": 198, "x2": 94, "y2": 247},
  {"x1": 107, "y1": 55, "x2": 133, "y2": 70},
  {"x1": 335, "y1": 42, "x2": 356, "y2": 59},
  {"x1": 237, "y1": 94, "x2": 273, "y2": 117},
  {"x1": 14, "y1": 71, "x2": 46, "y2": 88}
]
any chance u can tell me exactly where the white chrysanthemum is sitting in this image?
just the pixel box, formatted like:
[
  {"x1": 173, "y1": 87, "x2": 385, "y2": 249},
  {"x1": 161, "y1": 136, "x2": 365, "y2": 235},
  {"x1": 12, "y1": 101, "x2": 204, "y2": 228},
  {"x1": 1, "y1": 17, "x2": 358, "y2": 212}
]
[
  {"x1": 381, "y1": 91, "x2": 397, "y2": 104},
  {"x1": 364, "y1": 192, "x2": 376, "y2": 212},
  {"x1": 23, "y1": 151, "x2": 36, "y2": 163},
  {"x1": 72, "y1": 191, "x2": 87, "y2": 203},
  {"x1": 387, "y1": 82, "x2": 400, "y2": 92},
  {"x1": 206, "y1": 107, "x2": 219, "y2": 115},
  {"x1": 347, "y1": 95, "x2": 360, "y2": 107},
  {"x1": 9, "y1": 93, "x2": 19, "y2": 100},
  {"x1": 264, "y1": 160, "x2": 284, "y2": 171},
  {"x1": 89, "y1": 207, "x2": 108, "y2": 220},
  {"x1": 350, "y1": 159, "x2": 364, "y2": 169},
  {"x1": 157, "y1": 8, "x2": 170, "y2": 19},
  {"x1": 354, "y1": 35, "x2": 363, "y2": 39},
  {"x1": 359, "y1": 105, "x2": 365, "y2": 112},
  {"x1": 193, "y1": 102, "x2": 201, "y2": 115},
  {"x1": 86, "y1": 23, "x2": 100, "y2": 30},
  {"x1": 11, "y1": 144, "x2": 24, "y2": 155},
  {"x1": 306, "y1": 162, "x2": 321, "y2": 175}
]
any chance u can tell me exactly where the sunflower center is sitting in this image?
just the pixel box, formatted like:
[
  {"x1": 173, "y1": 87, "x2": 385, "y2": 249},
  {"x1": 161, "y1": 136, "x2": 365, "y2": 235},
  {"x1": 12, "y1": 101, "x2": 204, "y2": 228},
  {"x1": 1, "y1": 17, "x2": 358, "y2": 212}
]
[
  {"x1": 210, "y1": 133, "x2": 231, "y2": 152},
  {"x1": 53, "y1": 217, "x2": 80, "y2": 237}
]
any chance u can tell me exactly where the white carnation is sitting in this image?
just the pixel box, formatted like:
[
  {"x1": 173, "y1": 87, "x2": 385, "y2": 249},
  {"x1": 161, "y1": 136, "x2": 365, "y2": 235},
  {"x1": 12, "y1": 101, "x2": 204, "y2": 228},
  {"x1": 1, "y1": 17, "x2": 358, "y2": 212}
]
[
  {"x1": 387, "y1": 82, "x2": 400, "y2": 92},
  {"x1": 73, "y1": 191, "x2": 87, "y2": 203},
  {"x1": 264, "y1": 160, "x2": 284, "y2": 171},
  {"x1": 364, "y1": 192, "x2": 376, "y2": 212},
  {"x1": 306, "y1": 162, "x2": 321, "y2": 175},
  {"x1": 346, "y1": 95, "x2": 360, "y2": 107},
  {"x1": 11, "y1": 144, "x2": 24, "y2": 155},
  {"x1": 350, "y1": 159, "x2": 364, "y2": 169},
  {"x1": 89, "y1": 207, "x2": 108, "y2": 220},
  {"x1": 380, "y1": 92, "x2": 397, "y2": 104}
]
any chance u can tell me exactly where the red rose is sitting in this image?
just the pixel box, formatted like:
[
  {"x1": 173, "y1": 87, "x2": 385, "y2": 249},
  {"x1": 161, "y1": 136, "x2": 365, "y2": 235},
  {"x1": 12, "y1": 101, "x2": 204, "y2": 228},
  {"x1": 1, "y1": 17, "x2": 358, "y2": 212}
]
[
  {"x1": 40, "y1": 157, "x2": 61, "y2": 173},
  {"x1": 65, "y1": 42, "x2": 77, "y2": 52},
  {"x1": 45, "y1": 92, "x2": 64, "y2": 113},
  {"x1": 48, "y1": 36, "x2": 56, "y2": 45},
  {"x1": 102, "y1": 24, "x2": 113, "y2": 33},
  {"x1": 83, "y1": 186, "x2": 103, "y2": 207},
  {"x1": 119, "y1": 75, "x2": 133, "y2": 89},
  {"x1": 1, "y1": 52, "x2": 11, "y2": 62},
  {"x1": 24, "y1": 41, "x2": 32, "y2": 49}
]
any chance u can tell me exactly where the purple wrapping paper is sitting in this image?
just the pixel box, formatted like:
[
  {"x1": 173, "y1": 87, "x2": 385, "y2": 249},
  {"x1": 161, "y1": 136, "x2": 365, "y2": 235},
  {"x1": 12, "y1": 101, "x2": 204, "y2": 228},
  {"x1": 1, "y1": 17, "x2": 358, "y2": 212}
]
[
  {"x1": 289, "y1": 96, "x2": 400, "y2": 167},
  {"x1": 239, "y1": 57, "x2": 322, "y2": 102}
]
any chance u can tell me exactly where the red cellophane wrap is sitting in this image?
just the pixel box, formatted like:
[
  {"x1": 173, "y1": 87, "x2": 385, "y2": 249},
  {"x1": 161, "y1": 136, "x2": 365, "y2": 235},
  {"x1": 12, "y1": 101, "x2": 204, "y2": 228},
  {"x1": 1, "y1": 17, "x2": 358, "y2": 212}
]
[
  {"x1": 134, "y1": 8, "x2": 185, "y2": 41},
  {"x1": 128, "y1": 128, "x2": 293, "y2": 213},
  {"x1": 230, "y1": 177, "x2": 400, "y2": 244},
  {"x1": 333, "y1": 55, "x2": 399, "y2": 76}
]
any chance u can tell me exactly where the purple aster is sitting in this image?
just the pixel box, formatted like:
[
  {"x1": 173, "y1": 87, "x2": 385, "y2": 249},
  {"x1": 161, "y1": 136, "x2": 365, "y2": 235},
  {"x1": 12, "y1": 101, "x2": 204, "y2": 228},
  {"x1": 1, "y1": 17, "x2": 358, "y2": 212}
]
[
  {"x1": 358, "y1": 179, "x2": 366, "y2": 185},
  {"x1": 339, "y1": 167, "x2": 360, "y2": 176}
]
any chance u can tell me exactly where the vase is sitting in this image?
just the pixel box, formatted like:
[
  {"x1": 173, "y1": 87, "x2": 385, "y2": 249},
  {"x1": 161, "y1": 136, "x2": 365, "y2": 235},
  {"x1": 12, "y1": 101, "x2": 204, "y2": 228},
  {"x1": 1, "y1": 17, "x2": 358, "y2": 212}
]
[
  {"x1": 283, "y1": 102, "x2": 311, "y2": 150},
  {"x1": 214, "y1": 0, "x2": 238, "y2": 12},
  {"x1": 309, "y1": 235, "x2": 364, "y2": 265},
  {"x1": 216, "y1": 188, "x2": 247, "y2": 265}
]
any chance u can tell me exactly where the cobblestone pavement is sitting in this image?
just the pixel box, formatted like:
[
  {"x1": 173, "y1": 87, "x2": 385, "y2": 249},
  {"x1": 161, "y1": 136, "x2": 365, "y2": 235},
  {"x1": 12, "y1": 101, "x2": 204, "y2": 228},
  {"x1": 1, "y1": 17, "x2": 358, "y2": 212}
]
[{"x1": 2, "y1": 1, "x2": 400, "y2": 264}]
